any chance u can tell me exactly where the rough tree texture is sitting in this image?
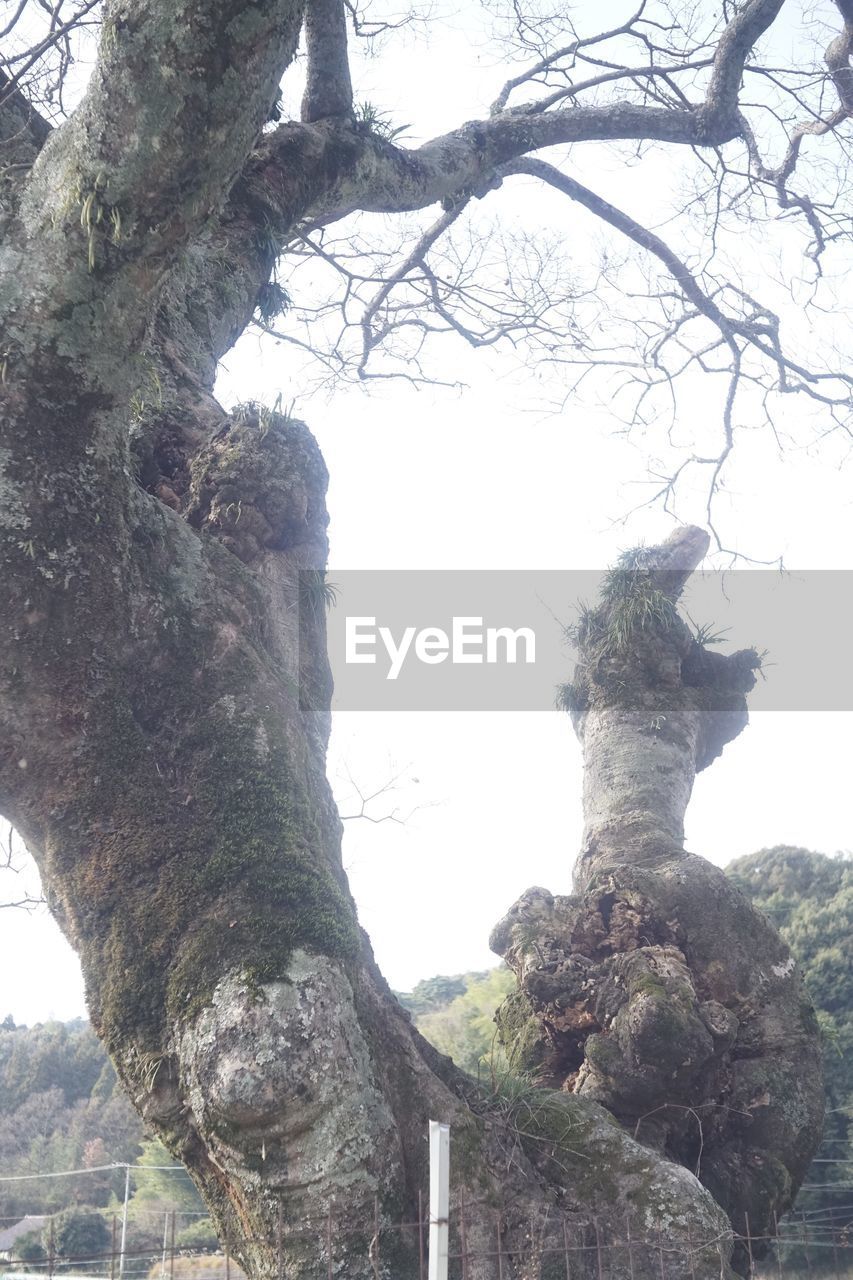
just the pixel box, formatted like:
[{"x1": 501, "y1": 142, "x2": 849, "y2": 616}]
[
  {"x1": 0, "y1": 1, "x2": 828, "y2": 1277},
  {"x1": 491, "y1": 529, "x2": 824, "y2": 1271}
]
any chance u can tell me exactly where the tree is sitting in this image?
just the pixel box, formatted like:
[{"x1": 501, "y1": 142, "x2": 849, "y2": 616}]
[
  {"x1": 0, "y1": 0, "x2": 839, "y2": 1272},
  {"x1": 175, "y1": 1218, "x2": 222, "y2": 1252},
  {"x1": 53, "y1": 1207, "x2": 110, "y2": 1271},
  {"x1": 13, "y1": 1232, "x2": 47, "y2": 1265},
  {"x1": 397, "y1": 973, "x2": 479, "y2": 1017},
  {"x1": 131, "y1": 1139, "x2": 207, "y2": 1216},
  {"x1": 0, "y1": 1021, "x2": 143, "y2": 1219},
  {"x1": 492, "y1": 529, "x2": 823, "y2": 1271}
]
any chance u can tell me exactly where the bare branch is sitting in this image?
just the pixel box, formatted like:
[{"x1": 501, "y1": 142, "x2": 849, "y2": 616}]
[
  {"x1": 0, "y1": 65, "x2": 51, "y2": 208},
  {"x1": 358, "y1": 201, "x2": 469, "y2": 374},
  {"x1": 498, "y1": 156, "x2": 851, "y2": 542},
  {"x1": 490, "y1": 2, "x2": 649, "y2": 113},
  {"x1": 506, "y1": 157, "x2": 736, "y2": 335},
  {"x1": 338, "y1": 764, "x2": 428, "y2": 826},
  {"x1": 703, "y1": 0, "x2": 786, "y2": 125},
  {"x1": 0, "y1": 823, "x2": 43, "y2": 911},
  {"x1": 0, "y1": 0, "x2": 102, "y2": 119}
]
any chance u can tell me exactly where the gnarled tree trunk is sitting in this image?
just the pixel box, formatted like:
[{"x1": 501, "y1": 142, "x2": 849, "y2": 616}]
[{"x1": 492, "y1": 530, "x2": 824, "y2": 1272}]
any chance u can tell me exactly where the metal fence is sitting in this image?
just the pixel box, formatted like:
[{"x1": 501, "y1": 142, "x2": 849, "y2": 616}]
[{"x1": 1, "y1": 1198, "x2": 853, "y2": 1280}]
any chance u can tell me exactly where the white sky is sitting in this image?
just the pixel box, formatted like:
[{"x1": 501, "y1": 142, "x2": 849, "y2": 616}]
[{"x1": 1, "y1": 0, "x2": 851, "y2": 1024}]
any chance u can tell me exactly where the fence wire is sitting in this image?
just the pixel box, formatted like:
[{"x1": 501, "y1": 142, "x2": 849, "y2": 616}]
[{"x1": 1, "y1": 1196, "x2": 853, "y2": 1280}]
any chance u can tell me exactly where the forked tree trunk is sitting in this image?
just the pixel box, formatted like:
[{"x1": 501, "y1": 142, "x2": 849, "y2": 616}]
[
  {"x1": 0, "y1": 354, "x2": 739, "y2": 1275},
  {"x1": 492, "y1": 529, "x2": 824, "y2": 1272},
  {"x1": 0, "y1": 9, "x2": 819, "y2": 1268}
]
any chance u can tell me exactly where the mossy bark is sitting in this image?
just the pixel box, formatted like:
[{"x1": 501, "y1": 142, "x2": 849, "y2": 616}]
[{"x1": 491, "y1": 530, "x2": 824, "y2": 1273}]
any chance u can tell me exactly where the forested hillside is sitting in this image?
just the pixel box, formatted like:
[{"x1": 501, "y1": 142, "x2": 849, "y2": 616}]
[
  {"x1": 0, "y1": 1020, "x2": 212, "y2": 1263},
  {"x1": 397, "y1": 968, "x2": 516, "y2": 1076},
  {"x1": 726, "y1": 847, "x2": 853, "y2": 1233},
  {"x1": 0, "y1": 1019, "x2": 142, "y2": 1219},
  {"x1": 2, "y1": 846, "x2": 849, "y2": 1260}
]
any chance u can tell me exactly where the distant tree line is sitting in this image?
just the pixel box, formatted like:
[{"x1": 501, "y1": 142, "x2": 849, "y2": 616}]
[
  {"x1": 0, "y1": 1020, "x2": 216, "y2": 1268},
  {"x1": 726, "y1": 846, "x2": 853, "y2": 1245}
]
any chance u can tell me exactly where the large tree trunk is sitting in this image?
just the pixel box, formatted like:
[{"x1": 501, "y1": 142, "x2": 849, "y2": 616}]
[{"x1": 492, "y1": 531, "x2": 824, "y2": 1272}]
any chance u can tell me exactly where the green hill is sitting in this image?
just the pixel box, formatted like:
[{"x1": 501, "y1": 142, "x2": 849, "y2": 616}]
[{"x1": 727, "y1": 846, "x2": 853, "y2": 1239}]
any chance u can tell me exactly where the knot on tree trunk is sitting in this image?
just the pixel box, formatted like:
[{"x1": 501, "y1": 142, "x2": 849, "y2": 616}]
[
  {"x1": 491, "y1": 860, "x2": 823, "y2": 1272},
  {"x1": 186, "y1": 407, "x2": 329, "y2": 564}
]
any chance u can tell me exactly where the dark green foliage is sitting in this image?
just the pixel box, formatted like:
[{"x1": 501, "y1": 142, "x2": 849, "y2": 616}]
[
  {"x1": 564, "y1": 549, "x2": 680, "y2": 665},
  {"x1": 13, "y1": 1232, "x2": 47, "y2": 1263},
  {"x1": 0, "y1": 1019, "x2": 104, "y2": 1114},
  {"x1": 0, "y1": 1026, "x2": 219, "y2": 1267},
  {"x1": 254, "y1": 280, "x2": 290, "y2": 326},
  {"x1": 299, "y1": 569, "x2": 339, "y2": 621},
  {"x1": 54, "y1": 1207, "x2": 110, "y2": 1267},
  {"x1": 727, "y1": 847, "x2": 853, "y2": 1256},
  {"x1": 131, "y1": 1139, "x2": 205, "y2": 1213},
  {"x1": 176, "y1": 1218, "x2": 221, "y2": 1250},
  {"x1": 396, "y1": 973, "x2": 475, "y2": 1016}
]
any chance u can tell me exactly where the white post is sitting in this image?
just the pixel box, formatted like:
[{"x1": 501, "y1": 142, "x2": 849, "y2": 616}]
[
  {"x1": 118, "y1": 1165, "x2": 131, "y2": 1279},
  {"x1": 160, "y1": 1211, "x2": 169, "y2": 1279},
  {"x1": 428, "y1": 1121, "x2": 450, "y2": 1280}
]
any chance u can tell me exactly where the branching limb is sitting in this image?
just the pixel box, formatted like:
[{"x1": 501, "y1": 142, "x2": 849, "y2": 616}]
[
  {"x1": 301, "y1": 0, "x2": 354, "y2": 122},
  {"x1": 338, "y1": 764, "x2": 424, "y2": 826},
  {"x1": 0, "y1": 0, "x2": 101, "y2": 120},
  {"x1": 11, "y1": 0, "x2": 306, "y2": 316},
  {"x1": 736, "y1": 0, "x2": 853, "y2": 213},
  {"x1": 0, "y1": 65, "x2": 50, "y2": 149},
  {"x1": 490, "y1": 2, "x2": 649, "y2": 113},
  {"x1": 703, "y1": 0, "x2": 786, "y2": 126},
  {"x1": 500, "y1": 157, "x2": 852, "y2": 547}
]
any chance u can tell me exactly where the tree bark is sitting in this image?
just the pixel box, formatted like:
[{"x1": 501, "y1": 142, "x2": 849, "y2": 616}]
[{"x1": 491, "y1": 530, "x2": 824, "y2": 1272}]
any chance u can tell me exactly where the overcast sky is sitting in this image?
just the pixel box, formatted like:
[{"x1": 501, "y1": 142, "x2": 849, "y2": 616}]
[{"x1": 1, "y1": 0, "x2": 852, "y2": 1025}]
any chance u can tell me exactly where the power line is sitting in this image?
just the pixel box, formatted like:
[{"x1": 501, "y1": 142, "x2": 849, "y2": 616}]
[{"x1": 0, "y1": 1165, "x2": 184, "y2": 1184}]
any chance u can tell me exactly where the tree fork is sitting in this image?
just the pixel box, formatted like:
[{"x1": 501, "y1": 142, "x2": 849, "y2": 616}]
[{"x1": 0, "y1": 340, "x2": 739, "y2": 1274}]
